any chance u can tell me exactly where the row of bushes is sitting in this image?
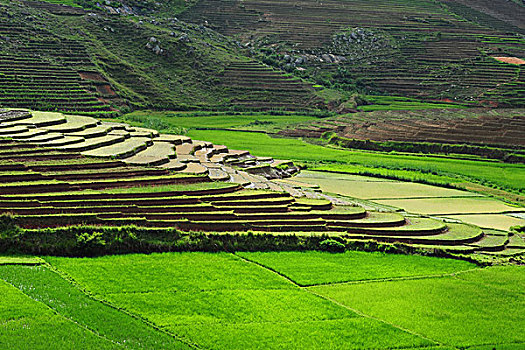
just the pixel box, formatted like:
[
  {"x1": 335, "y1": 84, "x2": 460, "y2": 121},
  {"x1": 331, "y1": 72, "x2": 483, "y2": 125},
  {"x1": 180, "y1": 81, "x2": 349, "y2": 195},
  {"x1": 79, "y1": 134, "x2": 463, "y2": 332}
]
[
  {"x1": 0, "y1": 215, "x2": 483, "y2": 266},
  {"x1": 328, "y1": 136, "x2": 525, "y2": 163}
]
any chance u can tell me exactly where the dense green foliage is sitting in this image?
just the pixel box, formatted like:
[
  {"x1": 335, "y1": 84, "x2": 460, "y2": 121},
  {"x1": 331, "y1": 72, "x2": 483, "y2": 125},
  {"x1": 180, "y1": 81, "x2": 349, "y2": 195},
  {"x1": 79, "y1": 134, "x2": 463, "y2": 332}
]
[
  {"x1": 329, "y1": 137, "x2": 525, "y2": 163},
  {"x1": 0, "y1": 225, "x2": 453, "y2": 257}
]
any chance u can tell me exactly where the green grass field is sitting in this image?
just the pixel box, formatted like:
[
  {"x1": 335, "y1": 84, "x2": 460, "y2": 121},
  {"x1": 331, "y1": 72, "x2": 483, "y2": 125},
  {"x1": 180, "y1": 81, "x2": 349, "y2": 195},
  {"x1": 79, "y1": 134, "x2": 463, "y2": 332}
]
[
  {"x1": 0, "y1": 278, "x2": 117, "y2": 349},
  {"x1": 0, "y1": 251, "x2": 522, "y2": 349},
  {"x1": 0, "y1": 265, "x2": 192, "y2": 349},
  {"x1": 310, "y1": 266, "x2": 525, "y2": 348},
  {"x1": 45, "y1": 253, "x2": 432, "y2": 349},
  {"x1": 237, "y1": 251, "x2": 476, "y2": 285}
]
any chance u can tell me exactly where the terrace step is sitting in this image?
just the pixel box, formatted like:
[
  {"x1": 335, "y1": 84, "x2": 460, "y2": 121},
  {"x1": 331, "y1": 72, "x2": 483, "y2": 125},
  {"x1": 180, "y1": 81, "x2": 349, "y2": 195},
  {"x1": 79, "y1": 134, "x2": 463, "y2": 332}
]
[
  {"x1": 58, "y1": 135, "x2": 126, "y2": 152},
  {"x1": 467, "y1": 233, "x2": 509, "y2": 252},
  {"x1": 123, "y1": 142, "x2": 176, "y2": 166},
  {"x1": 82, "y1": 137, "x2": 153, "y2": 159},
  {"x1": 345, "y1": 223, "x2": 483, "y2": 245}
]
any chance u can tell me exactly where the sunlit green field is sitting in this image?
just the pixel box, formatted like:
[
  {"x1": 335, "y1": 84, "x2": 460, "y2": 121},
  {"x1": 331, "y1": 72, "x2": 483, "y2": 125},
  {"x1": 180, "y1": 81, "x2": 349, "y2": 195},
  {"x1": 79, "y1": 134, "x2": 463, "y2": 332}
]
[
  {"x1": 0, "y1": 279, "x2": 117, "y2": 349},
  {"x1": 310, "y1": 266, "x2": 525, "y2": 348},
  {"x1": 1, "y1": 252, "x2": 523, "y2": 349},
  {"x1": 236, "y1": 251, "x2": 476, "y2": 285}
]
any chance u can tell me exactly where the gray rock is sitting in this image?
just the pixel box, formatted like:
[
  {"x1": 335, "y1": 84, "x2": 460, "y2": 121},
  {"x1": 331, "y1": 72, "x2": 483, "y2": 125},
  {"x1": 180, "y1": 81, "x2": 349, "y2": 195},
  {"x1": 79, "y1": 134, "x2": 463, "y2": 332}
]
[
  {"x1": 321, "y1": 54, "x2": 333, "y2": 63},
  {"x1": 178, "y1": 34, "x2": 190, "y2": 43},
  {"x1": 152, "y1": 45, "x2": 163, "y2": 55}
]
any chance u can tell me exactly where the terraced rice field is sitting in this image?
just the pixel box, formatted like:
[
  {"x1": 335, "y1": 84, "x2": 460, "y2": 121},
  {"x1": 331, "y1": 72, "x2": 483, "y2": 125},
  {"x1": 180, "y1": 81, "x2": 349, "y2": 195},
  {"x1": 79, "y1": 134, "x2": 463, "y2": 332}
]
[
  {"x1": 280, "y1": 108, "x2": 525, "y2": 149},
  {"x1": 294, "y1": 171, "x2": 482, "y2": 199},
  {"x1": 291, "y1": 170, "x2": 525, "y2": 233},
  {"x1": 0, "y1": 110, "x2": 294, "y2": 182},
  {"x1": 181, "y1": 0, "x2": 525, "y2": 105},
  {"x1": 442, "y1": 214, "x2": 525, "y2": 231},
  {"x1": 220, "y1": 61, "x2": 323, "y2": 110},
  {"x1": 374, "y1": 197, "x2": 525, "y2": 215},
  {"x1": 1, "y1": 109, "x2": 523, "y2": 255}
]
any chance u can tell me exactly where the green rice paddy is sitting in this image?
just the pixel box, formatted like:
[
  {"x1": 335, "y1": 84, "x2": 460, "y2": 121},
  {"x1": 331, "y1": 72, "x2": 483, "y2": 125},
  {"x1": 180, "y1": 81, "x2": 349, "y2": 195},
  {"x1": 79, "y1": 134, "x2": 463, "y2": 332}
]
[
  {"x1": 0, "y1": 278, "x2": 117, "y2": 349},
  {"x1": 444, "y1": 214, "x2": 525, "y2": 231},
  {"x1": 310, "y1": 266, "x2": 525, "y2": 348},
  {"x1": 295, "y1": 171, "x2": 480, "y2": 199},
  {"x1": 236, "y1": 251, "x2": 476, "y2": 285},
  {"x1": 0, "y1": 252, "x2": 522, "y2": 349},
  {"x1": 375, "y1": 197, "x2": 525, "y2": 215}
]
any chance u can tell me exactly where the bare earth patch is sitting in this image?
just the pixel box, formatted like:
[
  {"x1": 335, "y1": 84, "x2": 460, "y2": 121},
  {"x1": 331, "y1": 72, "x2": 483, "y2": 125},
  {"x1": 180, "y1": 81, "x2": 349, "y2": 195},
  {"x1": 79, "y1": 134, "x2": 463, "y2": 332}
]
[{"x1": 492, "y1": 56, "x2": 525, "y2": 65}]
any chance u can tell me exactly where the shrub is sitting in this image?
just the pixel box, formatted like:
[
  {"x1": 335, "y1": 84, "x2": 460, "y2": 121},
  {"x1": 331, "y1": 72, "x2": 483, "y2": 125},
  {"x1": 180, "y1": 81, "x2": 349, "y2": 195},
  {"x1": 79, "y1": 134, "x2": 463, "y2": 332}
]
[
  {"x1": 76, "y1": 231, "x2": 106, "y2": 255},
  {"x1": 319, "y1": 239, "x2": 346, "y2": 253},
  {"x1": 510, "y1": 225, "x2": 525, "y2": 234},
  {"x1": 0, "y1": 213, "x2": 21, "y2": 238}
]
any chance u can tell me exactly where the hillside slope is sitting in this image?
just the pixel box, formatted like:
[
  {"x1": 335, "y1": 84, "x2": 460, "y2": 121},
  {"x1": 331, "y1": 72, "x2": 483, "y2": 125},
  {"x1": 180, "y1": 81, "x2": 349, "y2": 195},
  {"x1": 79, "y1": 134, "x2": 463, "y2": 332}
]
[
  {"x1": 180, "y1": 0, "x2": 525, "y2": 106},
  {"x1": 0, "y1": 0, "x2": 322, "y2": 113}
]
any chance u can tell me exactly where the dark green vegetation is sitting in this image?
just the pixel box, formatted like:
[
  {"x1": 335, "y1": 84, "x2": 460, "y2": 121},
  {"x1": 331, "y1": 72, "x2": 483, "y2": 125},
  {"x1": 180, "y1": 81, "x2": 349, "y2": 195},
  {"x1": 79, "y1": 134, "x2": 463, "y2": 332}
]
[
  {"x1": 182, "y1": 0, "x2": 525, "y2": 106},
  {"x1": 1, "y1": 0, "x2": 524, "y2": 115},
  {"x1": 1, "y1": 252, "x2": 522, "y2": 349},
  {"x1": 0, "y1": 0, "x2": 321, "y2": 112}
]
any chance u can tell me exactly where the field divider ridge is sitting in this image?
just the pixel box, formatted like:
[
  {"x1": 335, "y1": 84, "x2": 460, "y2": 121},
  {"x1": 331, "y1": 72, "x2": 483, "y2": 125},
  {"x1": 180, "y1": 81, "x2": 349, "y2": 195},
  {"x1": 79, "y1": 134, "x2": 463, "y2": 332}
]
[
  {"x1": 0, "y1": 273, "x2": 124, "y2": 348},
  {"x1": 236, "y1": 253, "x2": 444, "y2": 348},
  {"x1": 38, "y1": 260, "x2": 203, "y2": 350}
]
